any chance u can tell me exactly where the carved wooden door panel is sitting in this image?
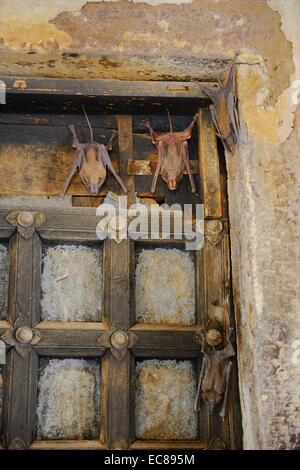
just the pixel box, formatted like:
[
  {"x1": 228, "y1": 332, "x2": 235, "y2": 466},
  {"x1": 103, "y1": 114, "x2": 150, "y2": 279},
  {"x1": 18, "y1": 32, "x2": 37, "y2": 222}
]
[{"x1": 0, "y1": 106, "x2": 242, "y2": 450}]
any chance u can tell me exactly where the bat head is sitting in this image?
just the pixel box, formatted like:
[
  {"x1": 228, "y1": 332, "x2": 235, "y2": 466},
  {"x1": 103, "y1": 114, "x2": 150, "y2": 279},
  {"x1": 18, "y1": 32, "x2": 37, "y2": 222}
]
[
  {"x1": 204, "y1": 392, "x2": 223, "y2": 414},
  {"x1": 161, "y1": 169, "x2": 183, "y2": 191},
  {"x1": 80, "y1": 144, "x2": 107, "y2": 196}
]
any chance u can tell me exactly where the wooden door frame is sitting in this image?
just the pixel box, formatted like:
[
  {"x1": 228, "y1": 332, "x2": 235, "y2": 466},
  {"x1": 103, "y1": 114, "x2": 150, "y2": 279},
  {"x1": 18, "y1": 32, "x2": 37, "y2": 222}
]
[{"x1": 0, "y1": 77, "x2": 242, "y2": 449}]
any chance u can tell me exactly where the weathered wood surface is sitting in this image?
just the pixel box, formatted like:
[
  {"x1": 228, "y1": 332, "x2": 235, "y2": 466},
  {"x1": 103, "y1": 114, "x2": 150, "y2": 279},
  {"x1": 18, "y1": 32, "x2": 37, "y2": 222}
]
[
  {"x1": 127, "y1": 158, "x2": 198, "y2": 176},
  {"x1": 131, "y1": 440, "x2": 207, "y2": 449},
  {"x1": 0, "y1": 124, "x2": 120, "y2": 196},
  {"x1": 117, "y1": 115, "x2": 135, "y2": 207},
  {"x1": 30, "y1": 440, "x2": 106, "y2": 450},
  {"x1": 3, "y1": 350, "x2": 38, "y2": 449},
  {"x1": 198, "y1": 108, "x2": 222, "y2": 219},
  {"x1": 1, "y1": 76, "x2": 209, "y2": 99},
  {"x1": 107, "y1": 353, "x2": 135, "y2": 449},
  {"x1": 0, "y1": 89, "x2": 242, "y2": 449},
  {"x1": 130, "y1": 326, "x2": 200, "y2": 358}
]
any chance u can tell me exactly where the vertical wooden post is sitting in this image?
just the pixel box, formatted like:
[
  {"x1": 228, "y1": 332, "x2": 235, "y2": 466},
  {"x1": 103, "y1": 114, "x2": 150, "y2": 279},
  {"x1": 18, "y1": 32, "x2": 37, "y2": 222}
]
[
  {"x1": 3, "y1": 232, "x2": 41, "y2": 449},
  {"x1": 104, "y1": 237, "x2": 135, "y2": 449},
  {"x1": 198, "y1": 108, "x2": 222, "y2": 219},
  {"x1": 117, "y1": 115, "x2": 135, "y2": 207}
]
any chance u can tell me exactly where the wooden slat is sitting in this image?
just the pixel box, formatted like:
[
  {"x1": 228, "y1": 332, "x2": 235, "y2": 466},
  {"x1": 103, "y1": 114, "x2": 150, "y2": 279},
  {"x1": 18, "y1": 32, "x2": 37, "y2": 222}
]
[
  {"x1": 204, "y1": 227, "x2": 229, "y2": 325},
  {"x1": 100, "y1": 352, "x2": 110, "y2": 447},
  {"x1": 2, "y1": 232, "x2": 41, "y2": 448},
  {"x1": 108, "y1": 353, "x2": 135, "y2": 449},
  {"x1": 127, "y1": 158, "x2": 199, "y2": 176},
  {"x1": 130, "y1": 440, "x2": 207, "y2": 449},
  {"x1": 33, "y1": 321, "x2": 107, "y2": 357},
  {"x1": 36, "y1": 209, "x2": 101, "y2": 234},
  {"x1": 201, "y1": 223, "x2": 242, "y2": 448},
  {"x1": 109, "y1": 239, "x2": 132, "y2": 326},
  {"x1": 198, "y1": 108, "x2": 222, "y2": 219},
  {"x1": 37, "y1": 228, "x2": 101, "y2": 242},
  {"x1": 0, "y1": 124, "x2": 120, "y2": 197},
  {"x1": 130, "y1": 326, "x2": 200, "y2": 358},
  {"x1": 104, "y1": 238, "x2": 135, "y2": 449},
  {"x1": 30, "y1": 440, "x2": 107, "y2": 450},
  {"x1": 33, "y1": 334, "x2": 106, "y2": 358},
  {"x1": 117, "y1": 115, "x2": 135, "y2": 207},
  {"x1": 1, "y1": 76, "x2": 209, "y2": 99},
  {"x1": 0, "y1": 113, "x2": 117, "y2": 129},
  {"x1": 8, "y1": 232, "x2": 42, "y2": 327},
  {"x1": 3, "y1": 349, "x2": 38, "y2": 449}
]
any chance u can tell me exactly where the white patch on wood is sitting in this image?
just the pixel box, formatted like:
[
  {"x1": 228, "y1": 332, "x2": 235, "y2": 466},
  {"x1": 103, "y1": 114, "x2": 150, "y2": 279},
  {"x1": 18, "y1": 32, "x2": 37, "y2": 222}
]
[
  {"x1": 36, "y1": 358, "x2": 100, "y2": 440},
  {"x1": 135, "y1": 359, "x2": 197, "y2": 440},
  {"x1": 135, "y1": 248, "x2": 195, "y2": 325},
  {"x1": 0, "y1": 244, "x2": 9, "y2": 320},
  {"x1": 41, "y1": 244, "x2": 102, "y2": 321}
]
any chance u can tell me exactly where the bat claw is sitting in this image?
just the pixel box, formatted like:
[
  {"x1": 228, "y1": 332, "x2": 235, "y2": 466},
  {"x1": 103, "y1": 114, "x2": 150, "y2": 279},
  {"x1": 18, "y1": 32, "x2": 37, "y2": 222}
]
[{"x1": 142, "y1": 120, "x2": 151, "y2": 129}]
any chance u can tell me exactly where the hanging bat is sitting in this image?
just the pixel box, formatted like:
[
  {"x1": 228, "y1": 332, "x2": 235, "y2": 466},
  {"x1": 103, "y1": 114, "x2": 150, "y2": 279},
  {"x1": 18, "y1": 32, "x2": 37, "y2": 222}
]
[
  {"x1": 144, "y1": 111, "x2": 198, "y2": 193},
  {"x1": 199, "y1": 52, "x2": 241, "y2": 154},
  {"x1": 60, "y1": 107, "x2": 127, "y2": 197},
  {"x1": 194, "y1": 321, "x2": 235, "y2": 420}
]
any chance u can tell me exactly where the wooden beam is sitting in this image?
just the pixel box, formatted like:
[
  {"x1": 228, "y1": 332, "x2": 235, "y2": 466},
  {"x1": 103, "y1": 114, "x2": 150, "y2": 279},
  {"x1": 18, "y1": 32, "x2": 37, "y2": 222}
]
[
  {"x1": 107, "y1": 353, "x2": 135, "y2": 449},
  {"x1": 117, "y1": 115, "x2": 135, "y2": 207},
  {"x1": 3, "y1": 350, "x2": 38, "y2": 449},
  {"x1": 33, "y1": 328, "x2": 106, "y2": 357},
  {"x1": 30, "y1": 440, "x2": 106, "y2": 450},
  {"x1": 130, "y1": 326, "x2": 200, "y2": 359},
  {"x1": 127, "y1": 158, "x2": 199, "y2": 176},
  {"x1": 131, "y1": 440, "x2": 207, "y2": 450},
  {"x1": 0, "y1": 76, "x2": 209, "y2": 99},
  {"x1": 198, "y1": 108, "x2": 222, "y2": 219}
]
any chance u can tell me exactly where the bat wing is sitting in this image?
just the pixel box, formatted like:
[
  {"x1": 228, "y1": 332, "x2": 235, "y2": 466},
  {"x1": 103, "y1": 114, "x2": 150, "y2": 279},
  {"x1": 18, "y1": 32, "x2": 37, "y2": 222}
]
[
  {"x1": 219, "y1": 360, "x2": 233, "y2": 420},
  {"x1": 194, "y1": 357, "x2": 207, "y2": 412},
  {"x1": 99, "y1": 144, "x2": 128, "y2": 194},
  {"x1": 151, "y1": 141, "x2": 164, "y2": 193},
  {"x1": 182, "y1": 141, "x2": 196, "y2": 193},
  {"x1": 227, "y1": 91, "x2": 241, "y2": 147},
  {"x1": 60, "y1": 148, "x2": 84, "y2": 198},
  {"x1": 174, "y1": 113, "x2": 198, "y2": 142},
  {"x1": 210, "y1": 104, "x2": 232, "y2": 154}
]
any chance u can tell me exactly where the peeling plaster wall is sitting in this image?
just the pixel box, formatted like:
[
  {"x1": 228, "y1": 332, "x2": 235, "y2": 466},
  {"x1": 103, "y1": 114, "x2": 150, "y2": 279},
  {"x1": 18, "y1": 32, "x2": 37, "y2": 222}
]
[{"x1": 0, "y1": 0, "x2": 299, "y2": 450}]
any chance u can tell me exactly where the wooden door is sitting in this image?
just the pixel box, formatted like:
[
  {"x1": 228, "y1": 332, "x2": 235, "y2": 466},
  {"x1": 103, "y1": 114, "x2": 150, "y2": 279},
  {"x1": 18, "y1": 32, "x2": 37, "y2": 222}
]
[{"x1": 0, "y1": 92, "x2": 242, "y2": 450}]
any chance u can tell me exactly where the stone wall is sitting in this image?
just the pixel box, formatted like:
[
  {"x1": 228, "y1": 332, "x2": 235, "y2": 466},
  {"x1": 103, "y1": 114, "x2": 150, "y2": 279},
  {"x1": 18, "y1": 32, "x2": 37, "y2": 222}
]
[{"x1": 0, "y1": 0, "x2": 299, "y2": 449}]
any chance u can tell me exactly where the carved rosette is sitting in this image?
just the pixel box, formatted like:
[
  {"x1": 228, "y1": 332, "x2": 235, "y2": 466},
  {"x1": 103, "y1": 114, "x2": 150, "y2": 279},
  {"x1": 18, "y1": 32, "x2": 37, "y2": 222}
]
[
  {"x1": 1, "y1": 326, "x2": 43, "y2": 358},
  {"x1": 8, "y1": 436, "x2": 26, "y2": 450},
  {"x1": 6, "y1": 210, "x2": 45, "y2": 239},
  {"x1": 205, "y1": 220, "x2": 226, "y2": 245},
  {"x1": 206, "y1": 436, "x2": 226, "y2": 450},
  {"x1": 98, "y1": 323, "x2": 138, "y2": 361},
  {"x1": 194, "y1": 318, "x2": 227, "y2": 348}
]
